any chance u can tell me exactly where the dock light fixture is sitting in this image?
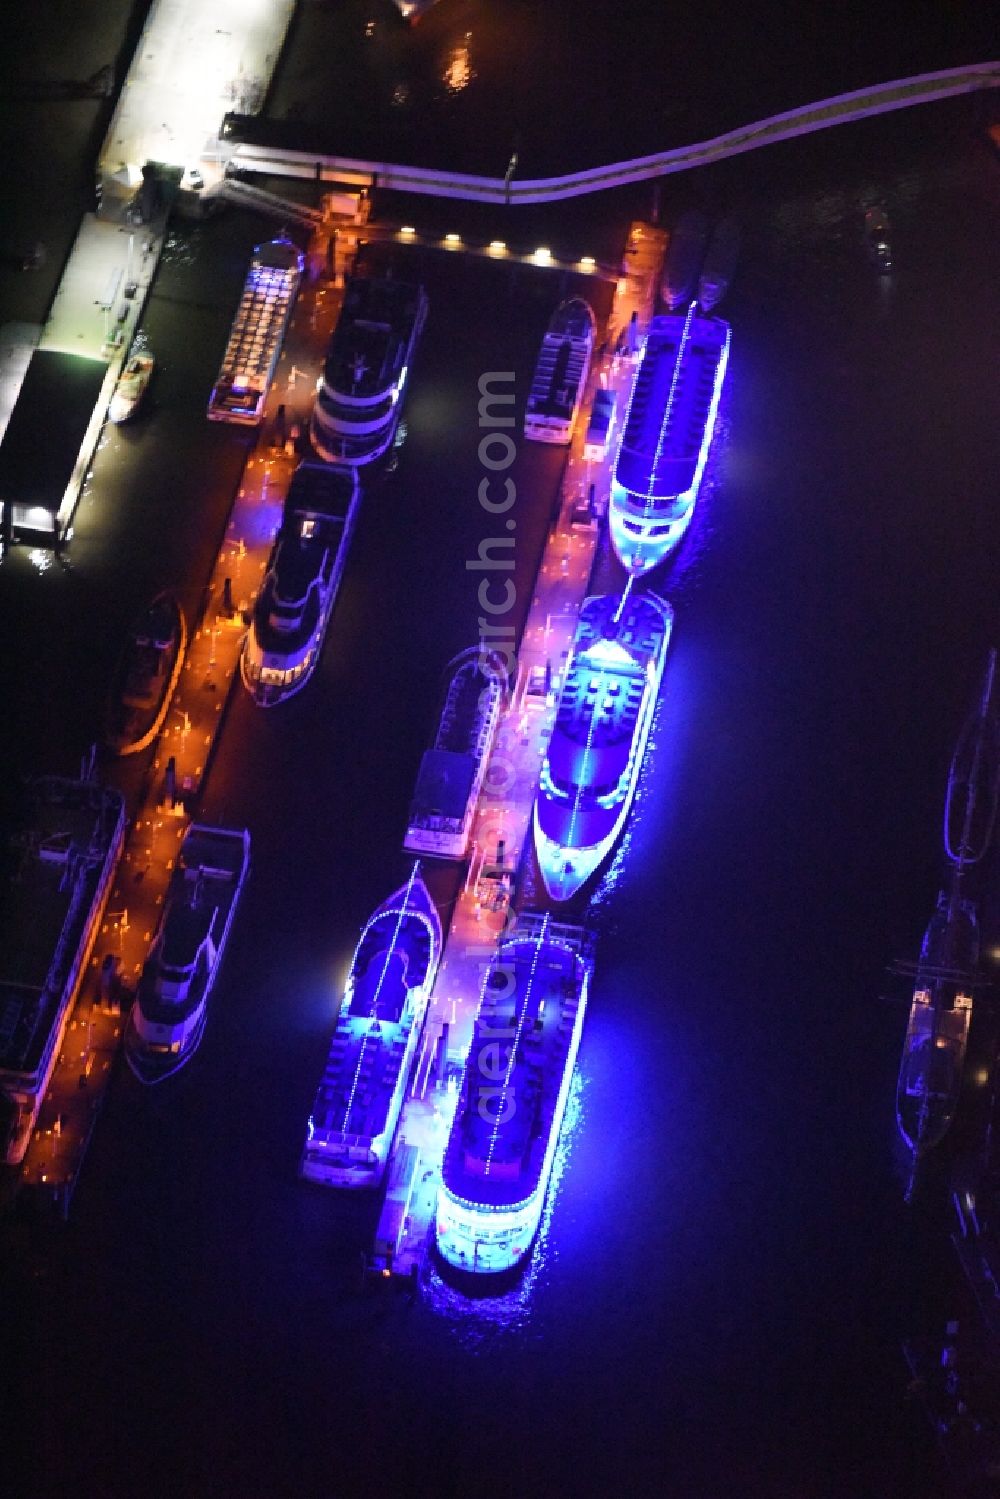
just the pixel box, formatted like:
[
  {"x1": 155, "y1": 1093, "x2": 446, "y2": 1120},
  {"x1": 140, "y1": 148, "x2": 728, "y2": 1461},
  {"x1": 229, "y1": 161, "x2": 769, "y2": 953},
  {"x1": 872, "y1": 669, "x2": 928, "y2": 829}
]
[
  {"x1": 444, "y1": 232, "x2": 461, "y2": 245},
  {"x1": 533, "y1": 246, "x2": 552, "y2": 264},
  {"x1": 400, "y1": 225, "x2": 416, "y2": 238},
  {"x1": 488, "y1": 240, "x2": 507, "y2": 255},
  {"x1": 579, "y1": 256, "x2": 596, "y2": 271}
]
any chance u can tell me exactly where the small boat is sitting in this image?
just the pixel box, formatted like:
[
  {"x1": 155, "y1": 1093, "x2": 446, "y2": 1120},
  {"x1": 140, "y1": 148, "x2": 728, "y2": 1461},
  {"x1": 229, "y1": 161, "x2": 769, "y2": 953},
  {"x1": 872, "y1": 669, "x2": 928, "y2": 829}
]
[
  {"x1": 660, "y1": 209, "x2": 709, "y2": 310},
  {"x1": 404, "y1": 648, "x2": 506, "y2": 860},
  {"x1": 301, "y1": 868, "x2": 442, "y2": 1189},
  {"x1": 896, "y1": 893, "x2": 976, "y2": 1159},
  {"x1": 896, "y1": 651, "x2": 999, "y2": 1179},
  {"x1": 105, "y1": 593, "x2": 186, "y2": 756},
  {"x1": 524, "y1": 297, "x2": 596, "y2": 445},
  {"x1": 697, "y1": 217, "x2": 741, "y2": 311},
  {"x1": 534, "y1": 590, "x2": 672, "y2": 901},
  {"x1": 125, "y1": 824, "x2": 250, "y2": 1083},
  {"x1": 109, "y1": 351, "x2": 154, "y2": 423},
  {"x1": 864, "y1": 206, "x2": 893, "y2": 273}
]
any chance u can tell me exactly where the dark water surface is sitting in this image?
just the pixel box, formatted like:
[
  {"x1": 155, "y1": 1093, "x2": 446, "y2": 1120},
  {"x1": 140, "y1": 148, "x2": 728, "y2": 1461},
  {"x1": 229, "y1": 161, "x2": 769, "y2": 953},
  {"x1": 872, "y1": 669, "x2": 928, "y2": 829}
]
[{"x1": 3, "y1": 5, "x2": 1000, "y2": 1497}]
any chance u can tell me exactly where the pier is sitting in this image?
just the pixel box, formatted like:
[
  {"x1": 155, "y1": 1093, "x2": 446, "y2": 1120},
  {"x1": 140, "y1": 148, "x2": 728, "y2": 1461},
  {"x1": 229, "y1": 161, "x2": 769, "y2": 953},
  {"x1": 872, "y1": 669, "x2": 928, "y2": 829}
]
[
  {"x1": 17, "y1": 245, "x2": 348, "y2": 1212},
  {"x1": 370, "y1": 224, "x2": 667, "y2": 1280}
]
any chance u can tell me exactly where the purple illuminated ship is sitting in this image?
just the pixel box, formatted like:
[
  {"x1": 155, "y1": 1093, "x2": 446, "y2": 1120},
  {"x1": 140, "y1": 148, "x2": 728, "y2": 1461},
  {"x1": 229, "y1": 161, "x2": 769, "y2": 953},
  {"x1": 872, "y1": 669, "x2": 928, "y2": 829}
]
[
  {"x1": 436, "y1": 913, "x2": 590, "y2": 1275},
  {"x1": 534, "y1": 590, "x2": 672, "y2": 902},
  {"x1": 301, "y1": 868, "x2": 441, "y2": 1189},
  {"x1": 610, "y1": 304, "x2": 729, "y2": 573}
]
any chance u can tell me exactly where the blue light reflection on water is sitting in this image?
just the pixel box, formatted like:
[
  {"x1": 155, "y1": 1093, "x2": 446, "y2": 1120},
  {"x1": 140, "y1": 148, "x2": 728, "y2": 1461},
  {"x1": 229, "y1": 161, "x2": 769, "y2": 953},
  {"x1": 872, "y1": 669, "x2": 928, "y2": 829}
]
[{"x1": 421, "y1": 1070, "x2": 587, "y2": 1341}]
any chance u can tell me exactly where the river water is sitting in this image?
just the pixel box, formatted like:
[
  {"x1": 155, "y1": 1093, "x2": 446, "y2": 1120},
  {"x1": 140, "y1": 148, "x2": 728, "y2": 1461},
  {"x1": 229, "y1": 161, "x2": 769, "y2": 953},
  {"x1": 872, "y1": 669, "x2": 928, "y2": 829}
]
[{"x1": 3, "y1": 4, "x2": 1000, "y2": 1497}]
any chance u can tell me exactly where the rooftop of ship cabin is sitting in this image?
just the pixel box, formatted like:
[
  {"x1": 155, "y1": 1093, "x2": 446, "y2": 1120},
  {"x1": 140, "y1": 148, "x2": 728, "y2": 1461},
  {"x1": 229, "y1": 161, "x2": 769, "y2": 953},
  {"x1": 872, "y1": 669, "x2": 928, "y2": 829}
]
[
  {"x1": 410, "y1": 748, "x2": 478, "y2": 821},
  {"x1": 284, "y1": 463, "x2": 356, "y2": 523},
  {"x1": 442, "y1": 940, "x2": 582, "y2": 1207},
  {"x1": 616, "y1": 314, "x2": 727, "y2": 495},
  {"x1": 321, "y1": 277, "x2": 423, "y2": 400}
]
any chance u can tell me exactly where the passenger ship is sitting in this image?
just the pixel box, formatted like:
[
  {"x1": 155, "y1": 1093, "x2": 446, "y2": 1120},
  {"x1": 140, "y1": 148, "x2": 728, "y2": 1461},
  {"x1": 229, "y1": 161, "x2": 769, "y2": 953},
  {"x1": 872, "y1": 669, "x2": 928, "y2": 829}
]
[
  {"x1": 404, "y1": 647, "x2": 505, "y2": 859},
  {"x1": 301, "y1": 868, "x2": 441, "y2": 1189},
  {"x1": 125, "y1": 824, "x2": 250, "y2": 1083},
  {"x1": 310, "y1": 275, "x2": 427, "y2": 466},
  {"x1": 610, "y1": 303, "x2": 730, "y2": 574},
  {"x1": 534, "y1": 590, "x2": 672, "y2": 902},
  {"x1": 241, "y1": 463, "x2": 360, "y2": 706},
  {"x1": 0, "y1": 777, "x2": 126, "y2": 1163},
  {"x1": 207, "y1": 236, "x2": 303, "y2": 426},
  {"x1": 524, "y1": 297, "x2": 596, "y2": 445},
  {"x1": 436, "y1": 914, "x2": 590, "y2": 1276}
]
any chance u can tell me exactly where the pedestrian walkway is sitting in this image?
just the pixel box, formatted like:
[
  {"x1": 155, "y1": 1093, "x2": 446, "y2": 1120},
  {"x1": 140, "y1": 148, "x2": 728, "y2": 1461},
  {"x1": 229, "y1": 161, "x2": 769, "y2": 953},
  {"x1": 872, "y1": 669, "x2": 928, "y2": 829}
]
[
  {"x1": 19, "y1": 250, "x2": 346, "y2": 1213},
  {"x1": 372, "y1": 225, "x2": 667, "y2": 1279},
  {"x1": 225, "y1": 62, "x2": 1000, "y2": 204}
]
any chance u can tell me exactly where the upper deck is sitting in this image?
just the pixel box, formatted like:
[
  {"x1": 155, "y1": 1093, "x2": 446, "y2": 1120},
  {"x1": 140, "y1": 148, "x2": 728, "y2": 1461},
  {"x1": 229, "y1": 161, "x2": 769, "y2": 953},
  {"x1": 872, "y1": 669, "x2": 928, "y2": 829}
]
[
  {"x1": 615, "y1": 309, "x2": 729, "y2": 505},
  {"x1": 307, "y1": 877, "x2": 440, "y2": 1153},
  {"x1": 136, "y1": 826, "x2": 248, "y2": 1024},
  {"x1": 317, "y1": 276, "x2": 426, "y2": 408},
  {"x1": 441, "y1": 926, "x2": 587, "y2": 1210},
  {"x1": 252, "y1": 464, "x2": 358, "y2": 657},
  {"x1": 208, "y1": 237, "x2": 304, "y2": 426},
  {"x1": 545, "y1": 594, "x2": 667, "y2": 800}
]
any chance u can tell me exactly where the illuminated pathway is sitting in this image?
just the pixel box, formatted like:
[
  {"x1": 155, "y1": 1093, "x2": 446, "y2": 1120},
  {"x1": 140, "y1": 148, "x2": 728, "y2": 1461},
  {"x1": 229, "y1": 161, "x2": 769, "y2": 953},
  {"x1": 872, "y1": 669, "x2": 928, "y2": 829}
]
[
  {"x1": 372, "y1": 224, "x2": 668, "y2": 1279},
  {"x1": 225, "y1": 62, "x2": 1000, "y2": 204},
  {"x1": 18, "y1": 261, "x2": 347, "y2": 1212}
]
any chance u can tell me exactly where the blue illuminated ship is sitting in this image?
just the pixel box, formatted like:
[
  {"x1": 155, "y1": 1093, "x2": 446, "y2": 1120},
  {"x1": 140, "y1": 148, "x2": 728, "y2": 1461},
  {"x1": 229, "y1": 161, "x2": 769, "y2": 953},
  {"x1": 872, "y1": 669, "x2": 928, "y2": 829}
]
[
  {"x1": 241, "y1": 462, "x2": 360, "y2": 706},
  {"x1": 301, "y1": 868, "x2": 441, "y2": 1189},
  {"x1": 610, "y1": 304, "x2": 730, "y2": 574},
  {"x1": 534, "y1": 590, "x2": 672, "y2": 902},
  {"x1": 310, "y1": 274, "x2": 427, "y2": 466},
  {"x1": 436, "y1": 913, "x2": 590, "y2": 1276},
  {"x1": 125, "y1": 824, "x2": 250, "y2": 1084}
]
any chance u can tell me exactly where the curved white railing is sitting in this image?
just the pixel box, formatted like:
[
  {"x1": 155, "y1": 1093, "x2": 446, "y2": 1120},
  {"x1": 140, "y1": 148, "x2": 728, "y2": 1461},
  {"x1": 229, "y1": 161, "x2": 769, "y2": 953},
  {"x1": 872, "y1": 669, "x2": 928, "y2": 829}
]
[{"x1": 226, "y1": 62, "x2": 1000, "y2": 204}]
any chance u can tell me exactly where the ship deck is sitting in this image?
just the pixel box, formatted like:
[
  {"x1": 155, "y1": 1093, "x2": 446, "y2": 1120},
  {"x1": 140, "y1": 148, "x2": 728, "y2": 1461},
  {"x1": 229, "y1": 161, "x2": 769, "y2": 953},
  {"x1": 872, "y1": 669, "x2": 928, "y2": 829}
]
[
  {"x1": 442, "y1": 935, "x2": 584, "y2": 1208},
  {"x1": 615, "y1": 312, "x2": 728, "y2": 501},
  {"x1": 320, "y1": 278, "x2": 423, "y2": 402},
  {"x1": 308, "y1": 908, "x2": 433, "y2": 1150}
]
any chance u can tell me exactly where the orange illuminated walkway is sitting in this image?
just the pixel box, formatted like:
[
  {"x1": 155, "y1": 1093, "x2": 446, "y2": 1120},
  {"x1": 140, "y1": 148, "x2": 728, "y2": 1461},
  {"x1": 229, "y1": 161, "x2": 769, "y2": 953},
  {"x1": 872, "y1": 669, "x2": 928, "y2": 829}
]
[
  {"x1": 19, "y1": 260, "x2": 347, "y2": 1213},
  {"x1": 373, "y1": 226, "x2": 668, "y2": 1279}
]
